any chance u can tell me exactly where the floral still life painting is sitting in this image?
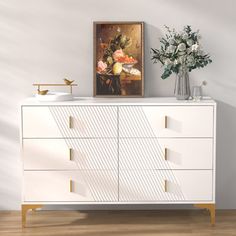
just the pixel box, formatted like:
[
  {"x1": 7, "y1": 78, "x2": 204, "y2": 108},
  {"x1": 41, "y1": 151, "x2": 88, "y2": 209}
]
[{"x1": 94, "y1": 22, "x2": 144, "y2": 97}]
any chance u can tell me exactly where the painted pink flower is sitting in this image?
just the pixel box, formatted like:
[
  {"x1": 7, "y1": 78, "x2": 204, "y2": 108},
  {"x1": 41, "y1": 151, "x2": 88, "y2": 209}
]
[
  {"x1": 97, "y1": 60, "x2": 107, "y2": 72},
  {"x1": 112, "y1": 49, "x2": 124, "y2": 61}
]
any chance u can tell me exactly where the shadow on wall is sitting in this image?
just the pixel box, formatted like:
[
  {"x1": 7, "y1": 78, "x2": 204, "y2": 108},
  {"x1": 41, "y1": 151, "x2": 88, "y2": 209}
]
[
  {"x1": 144, "y1": 24, "x2": 175, "y2": 97},
  {"x1": 216, "y1": 100, "x2": 236, "y2": 209},
  {"x1": 0, "y1": 119, "x2": 21, "y2": 210}
]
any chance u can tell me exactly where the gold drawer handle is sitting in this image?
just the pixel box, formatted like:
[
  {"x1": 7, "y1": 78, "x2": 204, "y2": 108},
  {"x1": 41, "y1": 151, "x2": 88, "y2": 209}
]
[
  {"x1": 164, "y1": 180, "x2": 168, "y2": 192},
  {"x1": 164, "y1": 115, "x2": 168, "y2": 129},
  {"x1": 164, "y1": 148, "x2": 168, "y2": 161},
  {"x1": 69, "y1": 148, "x2": 73, "y2": 161},
  {"x1": 69, "y1": 116, "x2": 73, "y2": 129},
  {"x1": 70, "y1": 180, "x2": 73, "y2": 192}
]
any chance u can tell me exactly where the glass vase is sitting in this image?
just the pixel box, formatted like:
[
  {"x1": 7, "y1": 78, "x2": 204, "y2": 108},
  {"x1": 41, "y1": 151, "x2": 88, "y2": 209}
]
[{"x1": 174, "y1": 68, "x2": 190, "y2": 100}]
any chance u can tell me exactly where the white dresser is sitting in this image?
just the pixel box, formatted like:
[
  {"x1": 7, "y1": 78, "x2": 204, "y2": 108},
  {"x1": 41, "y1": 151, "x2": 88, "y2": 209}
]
[{"x1": 21, "y1": 97, "x2": 216, "y2": 226}]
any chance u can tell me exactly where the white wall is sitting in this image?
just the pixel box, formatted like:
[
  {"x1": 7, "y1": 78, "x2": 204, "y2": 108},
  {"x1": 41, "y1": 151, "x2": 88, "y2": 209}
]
[{"x1": 0, "y1": 0, "x2": 236, "y2": 210}]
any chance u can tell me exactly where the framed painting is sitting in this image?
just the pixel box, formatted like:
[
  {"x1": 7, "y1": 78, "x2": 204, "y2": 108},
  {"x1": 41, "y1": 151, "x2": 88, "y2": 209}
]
[{"x1": 94, "y1": 22, "x2": 144, "y2": 97}]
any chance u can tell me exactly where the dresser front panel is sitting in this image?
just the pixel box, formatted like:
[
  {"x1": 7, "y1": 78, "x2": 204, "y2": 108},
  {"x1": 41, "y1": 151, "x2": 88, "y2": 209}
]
[
  {"x1": 22, "y1": 106, "x2": 117, "y2": 138},
  {"x1": 23, "y1": 171, "x2": 118, "y2": 202},
  {"x1": 119, "y1": 106, "x2": 213, "y2": 138},
  {"x1": 119, "y1": 138, "x2": 213, "y2": 170},
  {"x1": 23, "y1": 139, "x2": 118, "y2": 170},
  {"x1": 21, "y1": 100, "x2": 216, "y2": 205},
  {"x1": 119, "y1": 170, "x2": 213, "y2": 202}
]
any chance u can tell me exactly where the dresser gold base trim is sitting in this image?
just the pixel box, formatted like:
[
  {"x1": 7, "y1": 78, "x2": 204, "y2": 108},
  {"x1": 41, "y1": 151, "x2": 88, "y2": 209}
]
[
  {"x1": 194, "y1": 204, "x2": 215, "y2": 226},
  {"x1": 21, "y1": 204, "x2": 43, "y2": 228}
]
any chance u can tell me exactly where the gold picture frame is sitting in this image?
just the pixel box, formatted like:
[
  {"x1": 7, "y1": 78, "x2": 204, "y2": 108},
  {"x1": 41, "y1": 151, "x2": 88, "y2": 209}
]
[{"x1": 93, "y1": 21, "x2": 144, "y2": 97}]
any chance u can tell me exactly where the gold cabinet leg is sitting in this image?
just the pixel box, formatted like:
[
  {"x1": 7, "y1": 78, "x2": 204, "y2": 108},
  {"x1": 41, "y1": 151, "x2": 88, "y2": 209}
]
[
  {"x1": 21, "y1": 204, "x2": 43, "y2": 228},
  {"x1": 194, "y1": 204, "x2": 215, "y2": 226}
]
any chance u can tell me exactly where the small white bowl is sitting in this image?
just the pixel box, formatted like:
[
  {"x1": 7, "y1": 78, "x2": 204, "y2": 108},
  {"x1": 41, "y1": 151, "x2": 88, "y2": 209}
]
[{"x1": 35, "y1": 92, "x2": 73, "y2": 102}]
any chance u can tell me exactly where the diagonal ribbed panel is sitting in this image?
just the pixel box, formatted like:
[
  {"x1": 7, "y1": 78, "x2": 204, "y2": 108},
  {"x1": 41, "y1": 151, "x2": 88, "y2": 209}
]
[
  {"x1": 47, "y1": 106, "x2": 119, "y2": 201},
  {"x1": 120, "y1": 138, "x2": 169, "y2": 170},
  {"x1": 119, "y1": 170, "x2": 185, "y2": 202},
  {"x1": 49, "y1": 106, "x2": 117, "y2": 138},
  {"x1": 119, "y1": 138, "x2": 213, "y2": 170},
  {"x1": 79, "y1": 170, "x2": 118, "y2": 202},
  {"x1": 47, "y1": 105, "x2": 186, "y2": 202},
  {"x1": 65, "y1": 138, "x2": 118, "y2": 170},
  {"x1": 118, "y1": 106, "x2": 185, "y2": 201},
  {"x1": 48, "y1": 106, "x2": 119, "y2": 170},
  {"x1": 119, "y1": 106, "x2": 156, "y2": 137}
]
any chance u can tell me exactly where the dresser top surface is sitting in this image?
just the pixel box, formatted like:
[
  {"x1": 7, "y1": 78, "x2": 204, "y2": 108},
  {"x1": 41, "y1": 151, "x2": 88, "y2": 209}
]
[{"x1": 21, "y1": 96, "x2": 216, "y2": 106}]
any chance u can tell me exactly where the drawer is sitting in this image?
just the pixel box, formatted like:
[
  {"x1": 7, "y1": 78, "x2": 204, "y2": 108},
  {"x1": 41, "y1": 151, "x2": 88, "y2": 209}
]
[
  {"x1": 119, "y1": 138, "x2": 213, "y2": 170},
  {"x1": 119, "y1": 170, "x2": 212, "y2": 202},
  {"x1": 22, "y1": 106, "x2": 117, "y2": 138},
  {"x1": 23, "y1": 171, "x2": 118, "y2": 202},
  {"x1": 119, "y1": 106, "x2": 213, "y2": 137},
  {"x1": 23, "y1": 139, "x2": 118, "y2": 170}
]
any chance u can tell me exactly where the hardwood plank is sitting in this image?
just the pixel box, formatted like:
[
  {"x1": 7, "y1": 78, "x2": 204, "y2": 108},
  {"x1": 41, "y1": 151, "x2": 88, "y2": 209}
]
[{"x1": 0, "y1": 210, "x2": 235, "y2": 236}]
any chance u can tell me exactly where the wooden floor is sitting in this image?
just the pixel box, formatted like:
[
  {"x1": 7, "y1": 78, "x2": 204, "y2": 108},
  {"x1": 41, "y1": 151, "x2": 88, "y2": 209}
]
[{"x1": 0, "y1": 210, "x2": 236, "y2": 236}]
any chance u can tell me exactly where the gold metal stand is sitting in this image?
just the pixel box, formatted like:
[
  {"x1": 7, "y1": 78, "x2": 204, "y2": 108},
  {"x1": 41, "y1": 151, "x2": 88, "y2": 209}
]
[
  {"x1": 21, "y1": 204, "x2": 43, "y2": 228},
  {"x1": 33, "y1": 83, "x2": 78, "y2": 94},
  {"x1": 194, "y1": 204, "x2": 215, "y2": 226}
]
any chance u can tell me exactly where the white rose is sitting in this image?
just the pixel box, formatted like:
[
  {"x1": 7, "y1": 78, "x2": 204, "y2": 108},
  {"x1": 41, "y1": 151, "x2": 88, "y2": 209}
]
[
  {"x1": 182, "y1": 33, "x2": 188, "y2": 40},
  {"x1": 165, "y1": 58, "x2": 171, "y2": 66},
  {"x1": 187, "y1": 54, "x2": 196, "y2": 64},
  {"x1": 191, "y1": 44, "x2": 199, "y2": 52},
  {"x1": 177, "y1": 43, "x2": 186, "y2": 52},
  {"x1": 164, "y1": 58, "x2": 172, "y2": 66},
  {"x1": 186, "y1": 47, "x2": 192, "y2": 54},
  {"x1": 166, "y1": 45, "x2": 176, "y2": 53},
  {"x1": 187, "y1": 55, "x2": 194, "y2": 61},
  {"x1": 186, "y1": 39, "x2": 194, "y2": 46},
  {"x1": 169, "y1": 38, "x2": 175, "y2": 45},
  {"x1": 187, "y1": 55, "x2": 195, "y2": 67},
  {"x1": 178, "y1": 51, "x2": 186, "y2": 56}
]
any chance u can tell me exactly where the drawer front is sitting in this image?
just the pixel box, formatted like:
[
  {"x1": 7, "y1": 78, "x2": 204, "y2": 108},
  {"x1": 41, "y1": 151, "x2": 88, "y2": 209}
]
[
  {"x1": 23, "y1": 139, "x2": 118, "y2": 170},
  {"x1": 119, "y1": 170, "x2": 212, "y2": 202},
  {"x1": 24, "y1": 171, "x2": 118, "y2": 202},
  {"x1": 119, "y1": 138, "x2": 213, "y2": 170},
  {"x1": 22, "y1": 106, "x2": 117, "y2": 138},
  {"x1": 119, "y1": 106, "x2": 213, "y2": 137}
]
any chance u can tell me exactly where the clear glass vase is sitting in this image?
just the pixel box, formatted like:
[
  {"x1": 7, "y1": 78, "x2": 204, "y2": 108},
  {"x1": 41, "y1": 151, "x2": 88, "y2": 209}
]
[{"x1": 174, "y1": 67, "x2": 190, "y2": 100}]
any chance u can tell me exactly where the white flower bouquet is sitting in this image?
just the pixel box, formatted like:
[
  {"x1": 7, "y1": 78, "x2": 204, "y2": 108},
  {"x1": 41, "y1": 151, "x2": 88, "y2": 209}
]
[{"x1": 151, "y1": 25, "x2": 212, "y2": 79}]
